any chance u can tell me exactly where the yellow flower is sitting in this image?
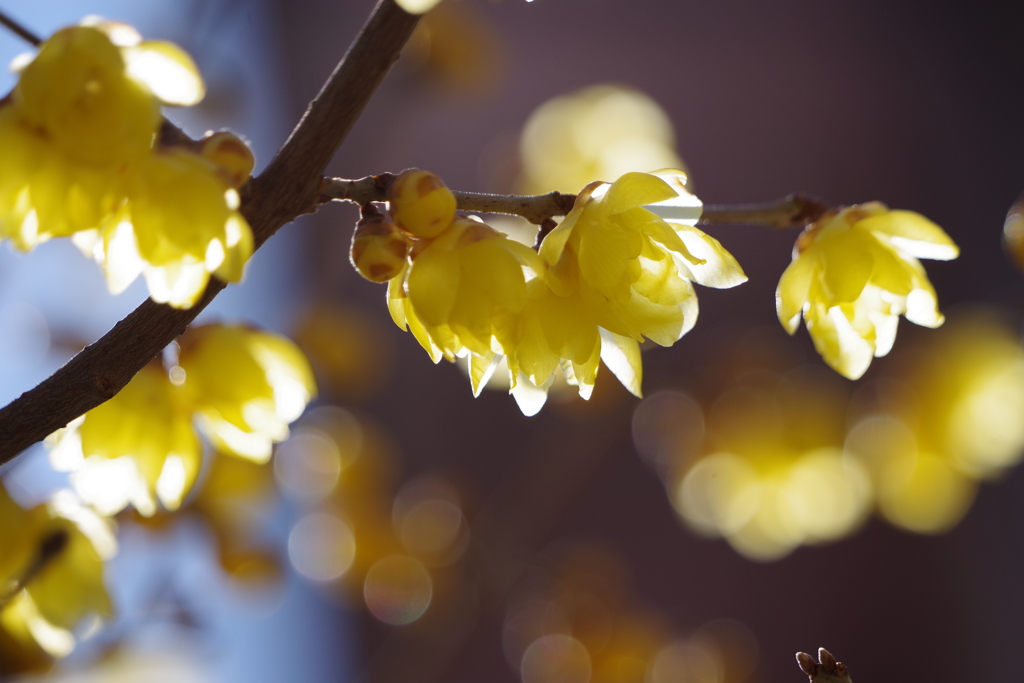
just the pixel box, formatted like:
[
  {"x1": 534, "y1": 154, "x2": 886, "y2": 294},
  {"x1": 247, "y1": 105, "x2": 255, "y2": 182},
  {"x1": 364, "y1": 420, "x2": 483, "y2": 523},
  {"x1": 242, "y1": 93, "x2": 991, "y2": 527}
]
[
  {"x1": 178, "y1": 324, "x2": 318, "y2": 463},
  {"x1": 0, "y1": 486, "x2": 116, "y2": 658},
  {"x1": 0, "y1": 21, "x2": 204, "y2": 250},
  {"x1": 75, "y1": 148, "x2": 254, "y2": 308},
  {"x1": 511, "y1": 170, "x2": 745, "y2": 413},
  {"x1": 47, "y1": 362, "x2": 200, "y2": 516},
  {"x1": 47, "y1": 324, "x2": 315, "y2": 516},
  {"x1": 519, "y1": 85, "x2": 686, "y2": 195},
  {"x1": 776, "y1": 202, "x2": 959, "y2": 379},
  {"x1": 389, "y1": 216, "x2": 542, "y2": 393}
]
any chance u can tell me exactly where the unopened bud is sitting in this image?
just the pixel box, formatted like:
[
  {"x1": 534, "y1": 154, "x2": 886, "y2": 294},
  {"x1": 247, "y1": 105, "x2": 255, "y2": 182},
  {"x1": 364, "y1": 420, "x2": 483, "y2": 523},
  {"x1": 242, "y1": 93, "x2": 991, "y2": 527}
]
[
  {"x1": 351, "y1": 212, "x2": 412, "y2": 282},
  {"x1": 387, "y1": 169, "x2": 456, "y2": 238},
  {"x1": 200, "y1": 131, "x2": 255, "y2": 188}
]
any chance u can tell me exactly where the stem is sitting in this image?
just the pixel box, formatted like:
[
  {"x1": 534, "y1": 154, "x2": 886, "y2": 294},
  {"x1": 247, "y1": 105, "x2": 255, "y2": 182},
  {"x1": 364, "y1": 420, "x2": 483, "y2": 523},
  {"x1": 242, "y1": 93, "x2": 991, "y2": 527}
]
[
  {"x1": 322, "y1": 175, "x2": 831, "y2": 229},
  {"x1": 0, "y1": 9, "x2": 41, "y2": 46},
  {"x1": 0, "y1": 529, "x2": 68, "y2": 608},
  {"x1": 0, "y1": 0, "x2": 421, "y2": 466}
]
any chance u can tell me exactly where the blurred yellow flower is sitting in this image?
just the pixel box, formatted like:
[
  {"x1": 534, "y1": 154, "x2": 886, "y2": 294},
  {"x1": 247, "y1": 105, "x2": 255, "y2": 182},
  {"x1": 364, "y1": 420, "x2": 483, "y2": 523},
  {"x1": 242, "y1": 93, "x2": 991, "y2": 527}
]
[
  {"x1": 47, "y1": 362, "x2": 199, "y2": 516},
  {"x1": 0, "y1": 486, "x2": 116, "y2": 658},
  {"x1": 47, "y1": 324, "x2": 315, "y2": 516},
  {"x1": 777, "y1": 202, "x2": 958, "y2": 379},
  {"x1": 671, "y1": 372, "x2": 870, "y2": 561},
  {"x1": 75, "y1": 148, "x2": 254, "y2": 309},
  {"x1": 519, "y1": 85, "x2": 686, "y2": 195},
  {"x1": 845, "y1": 311, "x2": 1024, "y2": 533},
  {"x1": 0, "y1": 20, "x2": 203, "y2": 250},
  {"x1": 179, "y1": 324, "x2": 318, "y2": 463}
]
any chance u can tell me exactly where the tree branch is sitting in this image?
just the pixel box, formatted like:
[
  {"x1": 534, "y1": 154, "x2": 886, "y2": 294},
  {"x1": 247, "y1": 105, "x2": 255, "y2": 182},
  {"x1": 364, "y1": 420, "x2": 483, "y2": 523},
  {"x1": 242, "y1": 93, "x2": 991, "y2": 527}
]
[
  {"x1": 0, "y1": 9, "x2": 41, "y2": 46},
  {"x1": 322, "y1": 175, "x2": 831, "y2": 229},
  {"x1": 0, "y1": 0, "x2": 421, "y2": 466}
]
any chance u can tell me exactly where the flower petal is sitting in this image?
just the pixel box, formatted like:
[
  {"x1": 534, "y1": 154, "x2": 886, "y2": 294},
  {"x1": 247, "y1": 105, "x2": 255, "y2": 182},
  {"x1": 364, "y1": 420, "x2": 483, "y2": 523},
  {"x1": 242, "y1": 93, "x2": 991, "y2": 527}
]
[
  {"x1": 856, "y1": 210, "x2": 959, "y2": 261},
  {"x1": 671, "y1": 223, "x2": 747, "y2": 288},
  {"x1": 776, "y1": 252, "x2": 815, "y2": 334},
  {"x1": 599, "y1": 328, "x2": 642, "y2": 398},
  {"x1": 124, "y1": 40, "x2": 205, "y2": 106}
]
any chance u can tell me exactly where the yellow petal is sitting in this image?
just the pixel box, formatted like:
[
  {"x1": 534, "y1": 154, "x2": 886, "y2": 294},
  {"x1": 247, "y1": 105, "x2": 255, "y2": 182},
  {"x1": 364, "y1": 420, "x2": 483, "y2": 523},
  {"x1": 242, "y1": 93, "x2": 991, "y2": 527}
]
[
  {"x1": 599, "y1": 172, "x2": 677, "y2": 216},
  {"x1": 671, "y1": 223, "x2": 747, "y2": 288},
  {"x1": 776, "y1": 252, "x2": 815, "y2": 334},
  {"x1": 857, "y1": 210, "x2": 959, "y2": 261},
  {"x1": 213, "y1": 214, "x2": 254, "y2": 283},
  {"x1": 407, "y1": 245, "x2": 460, "y2": 326},
  {"x1": 805, "y1": 303, "x2": 874, "y2": 380},
  {"x1": 468, "y1": 353, "x2": 501, "y2": 398},
  {"x1": 510, "y1": 372, "x2": 552, "y2": 416},
  {"x1": 124, "y1": 40, "x2": 205, "y2": 106},
  {"x1": 819, "y1": 229, "x2": 873, "y2": 303},
  {"x1": 395, "y1": 0, "x2": 443, "y2": 14},
  {"x1": 598, "y1": 329, "x2": 642, "y2": 397}
]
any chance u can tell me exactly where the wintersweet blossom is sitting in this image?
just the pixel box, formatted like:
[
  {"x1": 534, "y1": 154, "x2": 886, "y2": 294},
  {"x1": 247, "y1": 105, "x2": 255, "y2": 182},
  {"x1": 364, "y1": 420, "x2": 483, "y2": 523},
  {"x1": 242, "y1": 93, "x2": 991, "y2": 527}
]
[
  {"x1": 178, "y1": 324, "x2": 318, "y2": 463},
  {"x1": 389, "y1": 216, "x2": 543, "y2": 394},
  {"x1": 510, "y1": 170, "x2": 746, "y2": 413},
  {"x1": 0, "y1": 20, "x2": 202, "y2": 249},
  {"x1": 75, "y1": 147, "x2": 254, "y2": 308},
  {"x1": 0, "y1": 485, "x2": 116, "y2": 658},
  {"x1": 47, "y1": 362, "x2": 200, "y2": 516},
  {"x1": 384, "y1": 170, "x2": 745, "y2": 415},
  {"x1": 47, "y1": 324, "x2": 316, "y2": 516},
  {"x1": 776, "y1": 202, "x2": 959, "y2": 379}
]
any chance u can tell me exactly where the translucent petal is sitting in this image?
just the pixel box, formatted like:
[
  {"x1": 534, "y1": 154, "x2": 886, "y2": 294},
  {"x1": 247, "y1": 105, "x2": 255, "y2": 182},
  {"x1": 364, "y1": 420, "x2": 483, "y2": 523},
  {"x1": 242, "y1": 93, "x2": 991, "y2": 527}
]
[
  {"x1": 819, "y1": 229, "x2": 874, "y2": 303},
  {"x1": 644, "y1": 169, "x2": 702, "y2": 226},
  {"x1": 857, "y1": 210, "x2": 959, "y2": 261},
  {"x1": 124, "y1": 40, "x2": 205, "y2": 106},
  {"x1": 670, "y1": 223, "x2": 747, "y2": 288},
  {"x1": 395, "y1": 0, "x2": 444, "y2": 14},
  {"x1": 469, "y1": 353, "x2": 502, "y2": 398},
  {"x1": 510, "y1": 372, "x2": 552, "y2": 416},
  {"x1": 598, "y1": 328, "x2": 642, "y2": 397},
  {"x1": 776, "y1": 252, "x2": 814, "y2": 334},
  {"x1": 213, "y1": 214, "x2": 254, "y2": 283},
  {"x1": 407, "y1": 246, "x2": 460, "y2": 326},
  {"x1": 806, "y1": 303, "x2": 874, "y2": 380},
  {"x1": 599, "y1": 171, "x2": 677, "y2": 216}
]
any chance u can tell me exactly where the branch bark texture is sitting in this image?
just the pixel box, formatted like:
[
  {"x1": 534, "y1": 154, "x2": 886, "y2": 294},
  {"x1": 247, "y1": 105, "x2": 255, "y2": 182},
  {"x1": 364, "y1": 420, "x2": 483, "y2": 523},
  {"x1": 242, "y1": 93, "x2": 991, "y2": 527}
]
[
  {"x1": 0, "y1": 0, "x2": 421, "y2": 466},
  {"x1": 323, "y1": 175, "x2": 830, "y2": 229}
]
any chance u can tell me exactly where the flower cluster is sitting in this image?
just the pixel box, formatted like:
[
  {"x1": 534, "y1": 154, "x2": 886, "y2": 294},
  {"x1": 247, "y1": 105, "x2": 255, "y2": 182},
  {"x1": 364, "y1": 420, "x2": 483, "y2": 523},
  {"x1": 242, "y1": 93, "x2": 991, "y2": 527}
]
[
  {"x1": 0, "y1": 20, "x2": 254, "y2": 308},
  {"x1": 0, "y1": 484, "x2": 115, "y2": 658},
  {"x1": 354, "y1": 168, "x2": 745, "y2": 414},
  {"x1": 777, "y1": 202, "x2": 958, "y2": 379},
  {"x1": 47, "y1": 324, "x2": 317, "y2": 516}
]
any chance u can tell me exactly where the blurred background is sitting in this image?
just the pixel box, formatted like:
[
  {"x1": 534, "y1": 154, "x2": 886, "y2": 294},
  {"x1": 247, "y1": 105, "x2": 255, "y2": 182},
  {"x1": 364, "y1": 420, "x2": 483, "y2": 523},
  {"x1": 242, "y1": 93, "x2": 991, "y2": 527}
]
[{"x1": 1, "y1": 0, "x2": 1024, "y2": 682}]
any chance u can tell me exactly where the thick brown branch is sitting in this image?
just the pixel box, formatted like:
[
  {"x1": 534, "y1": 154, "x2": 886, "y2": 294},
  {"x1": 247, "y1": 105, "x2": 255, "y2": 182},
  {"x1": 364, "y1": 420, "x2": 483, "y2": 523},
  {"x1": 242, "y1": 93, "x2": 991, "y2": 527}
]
[
  {"x1": 0, "y1": 0, "x2": 421, "y2": 466},
  {"x1": 322, "y1": 175, "x2": 830, "y2": 230}
]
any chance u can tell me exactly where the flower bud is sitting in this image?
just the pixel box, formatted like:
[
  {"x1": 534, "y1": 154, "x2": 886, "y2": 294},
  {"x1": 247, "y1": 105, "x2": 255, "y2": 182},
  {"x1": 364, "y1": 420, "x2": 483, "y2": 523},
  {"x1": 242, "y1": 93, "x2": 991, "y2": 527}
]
[
  {"x1": 351, "y1": 212, "x2": 412, "y2": 282},
  {"x1": 387, "y1": 169, "x2": 456, "y2": 238},
  {"x1": 200, "y1": 131, "x2": 255, "y2": 188}
]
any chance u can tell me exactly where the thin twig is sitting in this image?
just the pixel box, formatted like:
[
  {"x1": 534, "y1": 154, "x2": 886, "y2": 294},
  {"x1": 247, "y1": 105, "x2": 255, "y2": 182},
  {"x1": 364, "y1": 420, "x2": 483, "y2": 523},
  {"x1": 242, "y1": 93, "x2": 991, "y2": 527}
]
[
  {"x1": 0, "y1": 0, "x2": 421, "y2": 465},
  {"x1": 322, "y1": 175, "x2": 831, "y2": 229},
  {"x1": 0, "y1": 529, "x2": 68, "y2": 608},
  {"x1": 0, "y1": 9, "x2": 41, "y2": 46}
]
